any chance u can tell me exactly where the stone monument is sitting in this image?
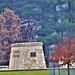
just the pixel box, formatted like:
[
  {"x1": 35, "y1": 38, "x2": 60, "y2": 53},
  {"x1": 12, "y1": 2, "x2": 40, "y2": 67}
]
[{"x1": 9, "y1": 42, "x2": 46, "y2": 70}]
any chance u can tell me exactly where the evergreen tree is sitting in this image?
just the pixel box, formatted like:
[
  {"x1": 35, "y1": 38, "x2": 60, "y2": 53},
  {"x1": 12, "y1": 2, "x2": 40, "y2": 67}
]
[{"x1": 0, "y1": 0, "x2": 75, "y2": 59}]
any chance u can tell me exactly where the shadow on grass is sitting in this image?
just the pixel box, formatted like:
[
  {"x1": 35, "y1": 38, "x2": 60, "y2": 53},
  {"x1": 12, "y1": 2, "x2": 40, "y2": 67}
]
[{"x1": 49, "y1": 68, "x2": 75, "y2": 75}]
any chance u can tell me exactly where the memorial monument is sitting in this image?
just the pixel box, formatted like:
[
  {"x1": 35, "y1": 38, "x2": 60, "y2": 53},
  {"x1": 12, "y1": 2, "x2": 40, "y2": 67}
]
[{"x1": 9, "y1": 20, "x2": 46, "y2": 70}]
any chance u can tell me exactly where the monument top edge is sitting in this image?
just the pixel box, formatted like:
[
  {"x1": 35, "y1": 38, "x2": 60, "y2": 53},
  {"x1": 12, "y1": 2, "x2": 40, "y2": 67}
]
[{"x1": 11, "y1": 42, "x2": 43, "y2": 47}]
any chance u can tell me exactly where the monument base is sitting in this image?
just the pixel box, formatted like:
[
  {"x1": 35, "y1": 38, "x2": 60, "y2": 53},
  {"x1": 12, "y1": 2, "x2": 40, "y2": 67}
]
[{"x1": 9, "y1": 42, "x2": 46, "y2": 70}]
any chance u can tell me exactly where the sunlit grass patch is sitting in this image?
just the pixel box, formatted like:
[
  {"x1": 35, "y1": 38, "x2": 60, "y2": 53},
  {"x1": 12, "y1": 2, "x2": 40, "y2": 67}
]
[{"x1": 0, "y1": 70, "x2": 49, "y2": 75}]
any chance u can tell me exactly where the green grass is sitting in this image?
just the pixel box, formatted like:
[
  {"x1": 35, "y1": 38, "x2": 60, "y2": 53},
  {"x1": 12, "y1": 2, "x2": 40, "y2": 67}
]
[
  {"x1": 0, "y1": 70, "x2": 49, "y2": 75},
  {"x1": 50, "y1": 69, "x2": 75, "y2": 75},
  {"x1": 55, "y1": 69, "x2": 68, "y2": 75},
  {"x1": 0, "y1": 69, "x2": 75, "y2": 75}
]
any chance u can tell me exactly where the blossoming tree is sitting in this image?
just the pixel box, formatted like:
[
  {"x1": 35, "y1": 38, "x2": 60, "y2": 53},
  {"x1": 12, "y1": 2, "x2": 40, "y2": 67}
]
[
  {"x1": 0, "y1": 8, "x2": 20, "y2": 65},
  {"x1": 48, "y1": 37, "x2": 75, "y2": 75}
]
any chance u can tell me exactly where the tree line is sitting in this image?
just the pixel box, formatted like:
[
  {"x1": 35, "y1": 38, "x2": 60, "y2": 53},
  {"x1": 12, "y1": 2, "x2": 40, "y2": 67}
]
[{"x1": 0, "y1": 0, "x2": 75, "y2": 65}]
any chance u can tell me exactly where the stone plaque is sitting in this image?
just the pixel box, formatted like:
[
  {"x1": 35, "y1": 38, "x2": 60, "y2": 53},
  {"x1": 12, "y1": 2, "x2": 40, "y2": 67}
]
[{"x1": 13, "y1": 50, "x2": 20, "y2": 58}]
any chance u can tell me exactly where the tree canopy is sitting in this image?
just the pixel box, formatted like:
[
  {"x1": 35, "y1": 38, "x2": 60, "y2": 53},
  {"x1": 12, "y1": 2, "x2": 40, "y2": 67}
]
[
  {"x1": 48, "y1": 37, "x2": 75, "y2": 75},
  {"x1": 0, "y1": 0, "x2": 75, "y2": 59},
  {"x1": 0, "y1": 8, "x2": 20, "y2": 65}
]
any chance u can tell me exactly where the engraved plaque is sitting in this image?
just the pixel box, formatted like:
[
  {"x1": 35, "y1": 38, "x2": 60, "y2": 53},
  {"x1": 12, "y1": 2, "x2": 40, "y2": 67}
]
[{"x1": 13, "y1": 50, "x2": 20, "y2": 58}]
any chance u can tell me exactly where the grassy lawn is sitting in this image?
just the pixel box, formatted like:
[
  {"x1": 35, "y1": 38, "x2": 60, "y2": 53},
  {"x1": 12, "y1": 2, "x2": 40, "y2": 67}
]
[
  {"x1": 55, "y1": 69, "x2": 68, "y2": 75},
  {"x1": 0, "y1": 70, "x2": 49, "y2": 75},
  {"x1": 50, "y1": 69, "x2": 75, "y2": 75},
  {"x1": 0, "y1": 69, "x2": 75, "y2": 75}
]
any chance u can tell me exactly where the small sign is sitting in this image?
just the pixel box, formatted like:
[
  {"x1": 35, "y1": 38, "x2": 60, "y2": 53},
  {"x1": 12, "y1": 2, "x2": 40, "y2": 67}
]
[{"x1": 13, "y1": 50, "x2": 20, "y2": 58}]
